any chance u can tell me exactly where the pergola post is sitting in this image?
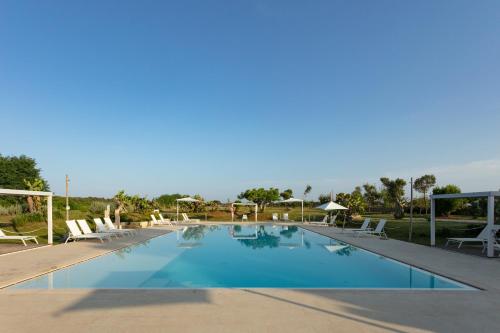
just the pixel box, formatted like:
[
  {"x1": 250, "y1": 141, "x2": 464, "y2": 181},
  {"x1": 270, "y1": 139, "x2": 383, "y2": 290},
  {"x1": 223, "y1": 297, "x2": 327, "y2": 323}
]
[
  {"x1": 487, "y1": 194, "x2": 495, "y2": 258},
  {"x1": 430, "y1": 197, "x2": 436, "y2": 246},
  {"x1": 47, "y1": 195, "x2": 53, "y2": 245},
  {"x1": 301, "y1": 201, "x2": 304, "y2": 223},
  {"x1": 255, "y1": 204, "x2": 258, "y2": 222},
  {"x1": 176, "y1": 202, "x2": 179, "y2": 222}
]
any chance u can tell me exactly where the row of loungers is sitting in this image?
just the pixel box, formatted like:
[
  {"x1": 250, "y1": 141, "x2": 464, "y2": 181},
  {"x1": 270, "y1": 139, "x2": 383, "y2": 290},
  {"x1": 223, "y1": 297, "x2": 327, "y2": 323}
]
[
  {"x1": 150, "y1": 213, "x2": 200, "y2": 226},
  {"x1": 307, "y1": 217, "x2": 388, "y2": 239},
  {"x1": 308, "y1": 216, "x2": 500, "y2": 253},
  {"x1": 65, "y1": 218, "x2": 135, "y2": 244}
]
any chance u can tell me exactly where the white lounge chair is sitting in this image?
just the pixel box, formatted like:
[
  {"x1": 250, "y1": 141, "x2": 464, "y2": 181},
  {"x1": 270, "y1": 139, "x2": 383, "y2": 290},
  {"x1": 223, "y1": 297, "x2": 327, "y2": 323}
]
[
  {"x1": 446, "y1": 225, "x2": 500, "y2": 249},
  {"x1": 283, "y1": 213, "x2": 292, "y2": 222},
  {"x1": 94, "y1": 218, "x2": 131, "y2": 236},
  {"x1": 151, "y1": 214, "x2": 173, "y2": 226},
  {"x1": 343, "y1": 218, "x2": 371, "y2": 233},
  {"x1": 0, "y1": 229, "x2": 38, "y2": 246},
  {"x1": 104, "y1": 217, "x2": 135, "y2": 234},
  {"x1": 272, "y1": 213, "x2": 279, "y2": 222},
  {"x1": 182, "y1": 213, "x2": 200, "y2": 223},
  {"x1": 65, "y1": 220, "x2": 111, "y2": 244},
  {"x1": 308, "y1": 215, "x2": 329, "y2": 226},
  {"x1": 159, "y1": 213, "x2": 174, "y2": 226},
  {"x1": 355, "y1": 219, "x2": 387, "y2": 239},
  {"x1": 77, "y1": 219, "x2": 116, "y2": 239},
  {"x1": 151, "y1": 214, "x2": 161, "y2": 225},
  {"x1": 242, "y1": 214, "x2": 248, "y2": 222},
  {"x1": 494, "y1": 241, "x2": 500, "y2": 257}
]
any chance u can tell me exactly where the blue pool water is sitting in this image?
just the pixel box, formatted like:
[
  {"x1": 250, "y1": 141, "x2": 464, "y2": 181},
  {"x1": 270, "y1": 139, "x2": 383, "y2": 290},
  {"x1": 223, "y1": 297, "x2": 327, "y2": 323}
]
[{"x1": 12, "y1": 225, "x2": 472, "y2": 289}]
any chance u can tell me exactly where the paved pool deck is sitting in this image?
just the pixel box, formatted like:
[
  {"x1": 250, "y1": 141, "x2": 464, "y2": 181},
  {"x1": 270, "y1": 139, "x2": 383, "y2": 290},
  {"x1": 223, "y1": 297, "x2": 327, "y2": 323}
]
[{"x1": 1, "y1": 224, "x2": 499, "y2": 333}]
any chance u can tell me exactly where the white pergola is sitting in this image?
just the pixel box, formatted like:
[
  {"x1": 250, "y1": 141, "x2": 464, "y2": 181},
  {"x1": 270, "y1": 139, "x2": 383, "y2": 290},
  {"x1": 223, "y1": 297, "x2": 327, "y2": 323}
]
[
  {"x1": 230, "y1": 202, "x2": 258, "y2": 222},
  {"x1": 274, "y1": 198, "x2": 304, "y2": 222},
  {"x1": 430, "y1": 191, "x2": 499, "y2": 257},
  {"x1": 0, "y1": 188, "x2": 54, "y2": 245},
  {"x1": 176, "y1": 197, "x2": 200, "y2": 221}
]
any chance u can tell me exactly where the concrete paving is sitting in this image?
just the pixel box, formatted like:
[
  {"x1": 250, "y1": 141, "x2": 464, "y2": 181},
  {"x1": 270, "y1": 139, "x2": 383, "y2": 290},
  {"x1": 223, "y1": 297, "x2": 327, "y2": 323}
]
[{"x1": 1, "y1": 224, "x2": 499, "y2": 333}]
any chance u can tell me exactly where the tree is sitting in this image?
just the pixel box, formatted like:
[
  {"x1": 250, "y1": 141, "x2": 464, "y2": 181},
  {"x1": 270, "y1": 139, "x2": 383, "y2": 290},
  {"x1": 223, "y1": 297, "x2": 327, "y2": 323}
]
[
  {"x1": 433, "y1": 185, "x2": 463, "y2": 217},
  {"x1": 303, "y1": 185, "x2": 312, "y2": 199},
  {"x1": 23, "y1": 178, "x2": 48, "y2": 213},
  {"x1": 280, "y1": 188, "x2": 293, "y2": 200},
  {"x1": 0, "y1": 154, "x2": 49, "y2": 207},
  {"x1": 155, "y1": 194, "x2": 186, "y2": 208},
  {"x1": 318, "y1": 194, "x2": 331, "y2": 204},
  {"x1": 238, "y1": 188, "x2": 280, "y2": 212},
  {"x1": 380, "y1": 177, "x2": 407, "y2": 219},
  {"x1": 414, "y1": 174, "x2": 436, "y2": 215},
  {"x1": 113, "y1": 190, "x2": 131, "y2": 228},
  {"x1": 336, "y1": 191, "x2": 366, "y2": 220},
  {"x1": 362, "y1": 183, "x2": 381, "y2": 212}
]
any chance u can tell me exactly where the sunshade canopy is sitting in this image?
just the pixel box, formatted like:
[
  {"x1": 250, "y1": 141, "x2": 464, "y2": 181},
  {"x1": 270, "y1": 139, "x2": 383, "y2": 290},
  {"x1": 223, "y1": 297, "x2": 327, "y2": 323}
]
[
  {"x1": 273, "y1": 198, "x2": 303, "y2": 203},
  {"x1": 316, "y1": 201, "x2": 348, "y2": 211},
  {"x1": 176, "y1": 197, "x2": 200, "y2": 202}
]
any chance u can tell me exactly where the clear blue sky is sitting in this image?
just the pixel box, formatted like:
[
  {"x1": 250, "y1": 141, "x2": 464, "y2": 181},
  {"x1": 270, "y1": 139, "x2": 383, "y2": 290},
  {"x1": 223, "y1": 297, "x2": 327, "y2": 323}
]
[{"x1": 1, "y1": 0, "x2": 499, "y2": 200}]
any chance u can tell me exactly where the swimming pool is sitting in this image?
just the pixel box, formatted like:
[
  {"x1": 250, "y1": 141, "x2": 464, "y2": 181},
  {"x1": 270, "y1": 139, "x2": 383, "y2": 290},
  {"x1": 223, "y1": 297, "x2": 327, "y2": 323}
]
[{"x1": 11, "y1": 225, "x2": 472, "y2": 289}]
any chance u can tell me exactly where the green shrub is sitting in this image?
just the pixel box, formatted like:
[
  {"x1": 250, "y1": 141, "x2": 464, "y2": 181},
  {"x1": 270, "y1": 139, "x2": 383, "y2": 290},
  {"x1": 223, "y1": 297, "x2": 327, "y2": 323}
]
[
  {"x1": 12, "y1": 213, "x2": 45, "y2": 227},
  {"x1": 89, "y1": 201, "x2": 114, "y2": 215},
  {"x1": 53, "y1": 210, "x2": 64, "y2": 219},
  {"x1": 0, "y1": 204, "x2": 23, "y2": 215},
  {"x1": 436, "y1": 227, "x2": 451, "y2": 238}
]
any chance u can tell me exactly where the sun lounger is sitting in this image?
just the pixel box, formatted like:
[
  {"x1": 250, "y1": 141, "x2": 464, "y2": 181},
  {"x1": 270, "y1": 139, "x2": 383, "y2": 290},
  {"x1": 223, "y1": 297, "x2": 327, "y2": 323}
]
[
  {"x1": 182, "y1": 213, "x2": 200, "y2": 223},
  {"x1": 94, "y1": 218, "x2": 131, "y2": 236},
  {"x1": 272, "y1": 213, "x2": 279, "y2": 222},
  {"x1": 343, "y1": 218, "x2": 371, "y2": 233},
  {"x1": 0, "y1": 229, "x2": 38, "y2": 246},
  {"x1": 446, "y1": 225, "x2": 500, "y2": 249},
  {"x1": 77, "y1": 219, "x2": 116, "y2": 239},
  {"x1": 65, "y1": 220, "x2": 111, "y2": 244},
  {"x1": 159, "y1": 213, "x2": 174, "y2": 225},
  {"x1": 283, "y1": 213, "x2": 292, "y2": 222},
  {"x1": 355, "y1": 219, "x2": 387, "y2": 239},
  {"x1": 307, "y1": 215, "x2": 329, "y2": 226},
  {"x1": 242, "y1": 214, "x2": 248, "y2": 222},
  {"x1": 151, "y1": 214, "x2": 173, "y2": 226},
  {"x1": 104, "y1": 217, "x2": 135, "y2": 234}
]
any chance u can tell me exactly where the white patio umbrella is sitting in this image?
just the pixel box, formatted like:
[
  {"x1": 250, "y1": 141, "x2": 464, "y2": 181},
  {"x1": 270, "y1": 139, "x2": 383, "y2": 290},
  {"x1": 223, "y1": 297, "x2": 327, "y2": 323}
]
[
  {"x1": 316, "y1": 201, "x2": 347, "y2": 211},
  {"x1": 274, "y1": 198, "x2": 304, "y2": 222},
  {"x1": 316, "y1": 199, "x2": 347, "y2": 227},
  {"x1": 176, "y1": 197, "x2": 200, "y2": 221}
]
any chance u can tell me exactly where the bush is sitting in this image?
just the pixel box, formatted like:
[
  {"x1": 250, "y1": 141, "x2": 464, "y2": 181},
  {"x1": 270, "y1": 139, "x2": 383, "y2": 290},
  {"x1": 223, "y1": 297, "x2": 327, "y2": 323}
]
[
  {"x1": 11, "y1": 213, "x2": 45, "y2": 228},
  {"x1": 0, "y1": 204, "x2": 23, "y2": 216},
  {"x1": 437, "y1": 227, "x2": 451, "y2": 238},
  {"x1": 53, "y1": 210, "x2": 64, "y2": 219},
  {"x1": 89, "y1": 201, "x2": 114, "y2": 215},
  {"x1": 433, "y1": 185, "x2": 464, "y2": 216}
]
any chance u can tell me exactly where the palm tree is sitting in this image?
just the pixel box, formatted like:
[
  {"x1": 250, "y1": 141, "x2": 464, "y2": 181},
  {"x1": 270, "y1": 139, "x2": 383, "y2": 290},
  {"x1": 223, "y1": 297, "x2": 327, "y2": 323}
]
[
  {"x1": 113, "y1": 190, "x2": 130, "y2": 229},
  {"x1": 23, "y1": 178, "x2": 47, "y2": 213},
  {"x1": 304, "y1": 185, "x2": 312, "y2": 199}
]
